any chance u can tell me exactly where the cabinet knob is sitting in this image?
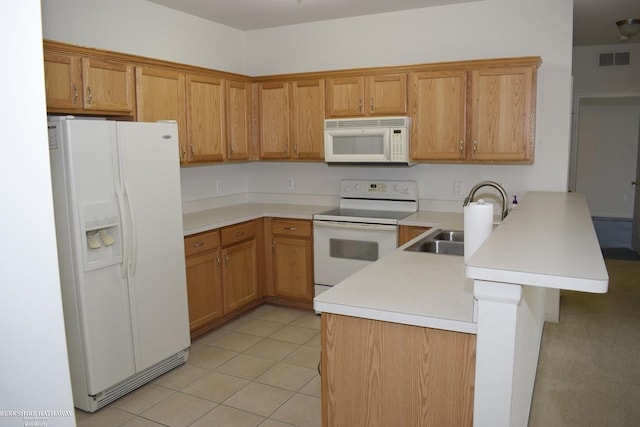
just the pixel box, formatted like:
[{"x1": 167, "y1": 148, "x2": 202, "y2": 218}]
[
  {"x1": 284, "y1": 226, "x2": 297, "y2": 231},
  {"x1": 192, "y1": 241, "x2": 204, "y2": 248}
]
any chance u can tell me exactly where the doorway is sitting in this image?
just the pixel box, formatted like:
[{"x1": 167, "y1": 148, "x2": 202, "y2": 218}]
[{"x1": 569, "y1": 93, "x2": 640, "y2": 255}]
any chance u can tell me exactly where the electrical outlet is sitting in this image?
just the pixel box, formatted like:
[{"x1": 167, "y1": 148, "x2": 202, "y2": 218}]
[
  {"x1": 454, "y1": 182, "x2": 464, "y2": 196},
  {"x1": 287, "y1": 177, "x2": 295, "y2": 190},
  {"x1": 216, "y1": 180, "x2": 222, "y2": 193}
]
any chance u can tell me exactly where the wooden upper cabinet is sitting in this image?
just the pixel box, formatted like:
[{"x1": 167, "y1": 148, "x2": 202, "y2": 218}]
[
  {"x1": 44, "y1": 51, "x2": 133, "y2": 114},
  {"x1": 82, "y1": 58, "x2": 134, "y2": 112},
  {"x1": 259, "y1": 82, "x2": 291, "y2": 159},
  {"x1": 325, "y1": 76, "x2": 365, "y2": 117},
  {"x1": 186, "y1": 74, "x2": 225, "y2": 163},
  {"x1": 44, "y1": 51, "x2": 83, "y2": 110},
  {"x1": 326, "y1": 73, "x2": 407, "y2": 117},
  {"x1": 470, "y1": 66, "x2": 536, "y2": 162},
  {"x1": 226, "y1": 79, "x2": 251, "y2": 161},
  {"x1": 291, "y1": 79, "x2": 325, "y2": 160},
  {"x1": 135, "y1": 66, "x2": 187, "y2": 162},
  {"x1": 410, "y1": 70, "x2": 467, "y2": 161},
  {"x1": 366, "y1": 73, "x2": 408, "y2": 116}
]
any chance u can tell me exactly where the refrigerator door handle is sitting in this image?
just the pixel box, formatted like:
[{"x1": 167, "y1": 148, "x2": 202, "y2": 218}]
[
  {"x1": 116, "y1": 185, "x2": 129, "y2": 279},
  {"x1": 123, "y1": 180, "x2": 138, "y2": 277}
]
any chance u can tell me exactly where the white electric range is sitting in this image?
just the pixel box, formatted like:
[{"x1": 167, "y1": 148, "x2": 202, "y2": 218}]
[{"x1": 313, "y1": 179, "x2": 418, "y2": 296}]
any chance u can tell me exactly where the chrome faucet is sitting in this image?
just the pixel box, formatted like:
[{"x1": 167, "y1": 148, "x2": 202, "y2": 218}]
[{"x1": 463, "y1": 181, "x2": 510, "y2": 220}]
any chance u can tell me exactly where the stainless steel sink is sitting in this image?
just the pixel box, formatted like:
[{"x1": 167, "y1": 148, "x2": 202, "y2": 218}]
[
  {"x1": 404, "y1": 229, "x2": 464, "y2": 256},
  {"x1": 435, "y1": 230, "x2": 464, "y2": 242}
]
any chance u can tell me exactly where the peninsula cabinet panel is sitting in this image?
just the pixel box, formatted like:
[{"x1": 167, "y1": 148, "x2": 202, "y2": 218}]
[
  {"x1": 397, "y1": 225, "x2": 432, "y2": 246},
  {"x1": 470, "y1": 66, "x2": 536, "y2": 162},
  {"x1": 322, "y1": 313, "x2": 476, "y2": 427},
  {"x1": 226, "y1": 79, "x2": 252, "y2": 160},
  {"x1": 136, "y1": 67, "x2": 187, "y2": 162},
  {"x1": 410, "y1": 71, "x2": 467, "y2": 161},
  {"x1": 291, "y1": 79, "x2": 325, "y2": 160},
  {"x1": 259, "y1": 82, "x2": 291, "y2": 159},
  {"x1": 186, "y1": 74, "x2": 226, "y2": 163}
]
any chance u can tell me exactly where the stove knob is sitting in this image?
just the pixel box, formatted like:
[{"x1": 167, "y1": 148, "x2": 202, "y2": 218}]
[
  {"x1": 354, "y1": 184, "x2": 361, "y2": 191},
  {"x1": 343, "y1": 185, "x2": 351, "y2": 193}
]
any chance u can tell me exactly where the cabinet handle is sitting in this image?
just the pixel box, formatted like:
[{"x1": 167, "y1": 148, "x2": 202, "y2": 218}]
[
  {"x1": 272, "y1": 240, "x2": 276, "y2": 251},
  {"x1": 235, "y1": 231, "x2": 245, "y2": 238},
  {"x1": 283, "y1": 143, "x2": 288, "y2": 154},
  {"x1": 459, "y1": 141, "x2": 465, "y2": 158},
  {"x1": 181, "y1": 145, "x2": 186, "y2": 160},
  {"x1": 190, "y1": 144, "x2": 195, "y2": 158},
  {"x1": 370, "y1": 97, "x2": 374, "y2": 112},
  {"x1": 215, "y1": 255, "x2": 221, "y2": 269},
  {"x1": 284, "y1": 226, "x2": 297, "y2": 231},
  {"x1": 86, "y1": 87, "x2": 93, "y2": 105},
  {"x1": 229, "y1": 145, "x2": 235, "y2": 154},
  {"x1": 224, "y1": 252, "x2": 229, "y2": 266},
  {"x1": 192, "y1": 241, "x2": 204, "y2": 248},
  {"x1": 293, "y1": 144, "x2": 298, "y2": 157},
  {"x1": 358, "y1": 99, "x2": 363, "y2": 112},
  {"x1": 472, "y1": 141, "x2": 478, "y2": 159},
  {"x1": 72, "y1": 85, "x2": 78, "y2": 104}
]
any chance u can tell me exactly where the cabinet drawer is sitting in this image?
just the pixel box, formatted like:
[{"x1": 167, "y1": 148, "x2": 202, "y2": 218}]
[
  {"x1": 184, "y1": 230, "x2": 220, "y2": 257},
  {"x1": 221, "y1": 221, "x2": 257, "y2": 246},
  {"x1": 271, "y1": 218, "x2": 311, "y2": 238}
]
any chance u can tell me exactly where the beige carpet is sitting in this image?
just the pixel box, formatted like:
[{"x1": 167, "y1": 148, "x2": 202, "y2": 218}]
[{"x1": 529, "y1": 259, "x2": 640, "y2": 427}]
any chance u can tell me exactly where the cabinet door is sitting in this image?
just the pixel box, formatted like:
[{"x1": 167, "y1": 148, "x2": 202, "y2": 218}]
[
  {"x1": 366, "y1": 73, "x2": 407, "y2": 116},
  {"x1": 185, "y1": 249, "x2": 223, "y2": 332},
  {"x1": 259, "y1": 82, "x2": 290, "y2": 159},
  {"x1": 397, "y1": 225, "x2": 432, "y2": 246},
  {"x1": 187, "y1": 74, "x2": 225, "y2": 163},
  {"x1": 470, "y1": 66, "x2": 535, "y2": 163},
  {"x1": 43, "y1": 52, "x2": 83, "y2": 110},
  {"x1": 222, "y1": 240, "x2": 258, "y2": 313},
  {"x1": 291, "y1": 79, "x2": 325, "y2": 160},
  {"x1": 226, "y1": 79, "x2": 251, "y2": 160},
  {"x1": 136, "y1": 67, "x2": 187, "y2": 162},
  {"x1": 82, "y1": 58, "x2": 134, "y2": 113},
  {"x1": 410, "y1": 71, "x2": 467, "y2": 161},
  {"x1": 326, "y1": 76, "x2": 365, "y2": 117},
  {"x1": 272, "y1": 237, "x2": 313, "y2": 301}
]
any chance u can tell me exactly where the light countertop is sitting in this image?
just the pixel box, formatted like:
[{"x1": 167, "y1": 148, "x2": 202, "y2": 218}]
[
  {"x1": 182, "y1": 202, "x2": 334, "y2": 235},
  {"x1": 313, "y1": 236, "x2": 477, "y2": 333},
  {"x1": 466, "y1": 191, "x2": 609, "y2": 293}
]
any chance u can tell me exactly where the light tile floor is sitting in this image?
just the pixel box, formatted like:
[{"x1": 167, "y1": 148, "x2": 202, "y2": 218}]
[{"x1": 75, "y1": 305, "x2": 322, "y2": 427}]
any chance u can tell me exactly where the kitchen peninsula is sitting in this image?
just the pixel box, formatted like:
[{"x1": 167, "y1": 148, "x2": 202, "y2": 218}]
[{"x1": 314, "y1": 191, "x2": 608, "y2": 427}]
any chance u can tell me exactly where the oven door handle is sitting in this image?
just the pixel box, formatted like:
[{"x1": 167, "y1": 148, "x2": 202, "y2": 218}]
[{"x1": 313, "y1": 220, "x2": 397, "y2": 232}]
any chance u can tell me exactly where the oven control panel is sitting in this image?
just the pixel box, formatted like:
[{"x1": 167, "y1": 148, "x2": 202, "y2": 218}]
[{"x1": 340, "y1": 179, "x2": 417, "y2": 201}]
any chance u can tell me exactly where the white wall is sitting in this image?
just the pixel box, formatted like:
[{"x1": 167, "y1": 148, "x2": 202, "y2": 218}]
[
  {"x1": 1, "y1": 1, "x2": 75, "y2": 426},
  {"x1": 41, "y1": 0, "x2": 574, "y2": 205},
  {"x1": 575, "y1": 99, "x2": 640, "y2": 217},
  {"x1": 41, "y1": 0, "x2": 248, "y2": 74},
  {"x1": 573, "y1": 43, "x2": 640, "y2": 94}
]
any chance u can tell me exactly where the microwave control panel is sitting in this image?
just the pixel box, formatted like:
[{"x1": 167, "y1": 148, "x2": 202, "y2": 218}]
[{"x1": 390, "y1": 128, "x2": 408, "y2": 161}]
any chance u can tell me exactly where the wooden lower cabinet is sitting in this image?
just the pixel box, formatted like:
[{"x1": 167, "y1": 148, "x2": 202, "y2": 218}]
[
  {"x1": 321, "y1": 313, "x2": 476, "y2": 427},
  {"x1": 268, "y1": 218, "x2": 314, "y2": 305},
  {"x1": 184, "y1": 220, "x2": 262, "y2": 338},
  {"x1": 397, "y1": 225, "x2": 432, "y2": 246},
  {"x1": 184, "y1": 231, "x2": 223, "y2": 333}
]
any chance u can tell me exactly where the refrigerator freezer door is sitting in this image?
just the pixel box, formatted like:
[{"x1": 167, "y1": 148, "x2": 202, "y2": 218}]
[
  {"x1": 52, "y1": 119, "x2": 136, "y2": 395},
  {"x1": 116, "y1": 121, "x2": 190, "y2": 371}
]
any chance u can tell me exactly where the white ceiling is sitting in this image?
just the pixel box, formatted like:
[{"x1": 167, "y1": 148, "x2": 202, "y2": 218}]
[{"x1": 146, "y1": 0, "x2": 640, "y2": 46}]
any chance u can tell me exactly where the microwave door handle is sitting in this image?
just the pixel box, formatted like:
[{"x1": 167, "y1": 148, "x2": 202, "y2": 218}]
[{"x1": 313, "y1": 221, "x2": 397, "y2": 232}]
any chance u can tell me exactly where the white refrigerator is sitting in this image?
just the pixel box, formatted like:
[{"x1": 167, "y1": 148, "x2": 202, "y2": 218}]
[{"x1": 48, "y1": 117, "x2": 190, "y2": 412}]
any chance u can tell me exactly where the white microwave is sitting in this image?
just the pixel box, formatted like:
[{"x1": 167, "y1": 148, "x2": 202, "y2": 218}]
[{"x1": 324, "y1": 116, "x2": 413, "y2": 165}]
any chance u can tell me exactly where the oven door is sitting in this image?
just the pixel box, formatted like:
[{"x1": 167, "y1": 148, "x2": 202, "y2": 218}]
[{"x1": 313, "y1": 220, "x2": 397, "y2": 291}]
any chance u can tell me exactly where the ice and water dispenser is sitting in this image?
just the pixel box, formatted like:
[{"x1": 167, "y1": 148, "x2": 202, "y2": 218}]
[{"x1": 80, "y1": 200, "x2": 122, "y2": 271}]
